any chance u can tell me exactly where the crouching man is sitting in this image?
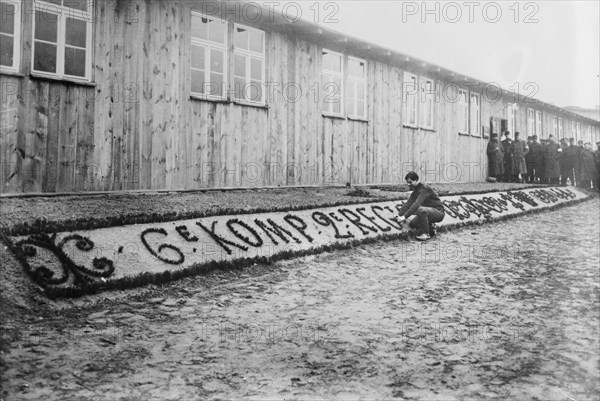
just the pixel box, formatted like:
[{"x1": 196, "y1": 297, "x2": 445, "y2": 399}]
[{"x1": 397, "y1": 171, "x2": 446, "y2": 241}]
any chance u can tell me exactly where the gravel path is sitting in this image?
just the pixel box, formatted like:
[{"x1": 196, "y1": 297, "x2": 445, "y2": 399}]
[{"x1": 1, "y1": 199, "x2": 598, "y2": 400}]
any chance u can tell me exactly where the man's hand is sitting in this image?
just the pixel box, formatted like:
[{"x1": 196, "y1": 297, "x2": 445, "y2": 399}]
[{"x1": 398, "y1": 216, "x2": 406, "y2": 224}]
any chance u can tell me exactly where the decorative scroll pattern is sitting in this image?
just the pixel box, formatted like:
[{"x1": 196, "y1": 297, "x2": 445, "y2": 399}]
[{"x1": 12, "y1": 233, "x2": 114, "y2": 290}]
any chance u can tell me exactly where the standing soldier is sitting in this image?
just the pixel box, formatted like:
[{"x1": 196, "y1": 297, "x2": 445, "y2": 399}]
[
  {"x1": 544, "y1": 135, "x2": 561, "y2": 185},
  {"x1": 486, "y1": 133, "x2": 504, "y2": 182},
  {"x1": 531, "y1": 135, "x2": 544, "y2": 183},
  {"x1": 525, "y1": 136, "x2": 536, "y2": 183},
  {"x1": 563, "y1": 138, "x2": 579, "y2": 186},
  {"x1": 511, "y1": 132, "x2": 529, "y2": 183},
  {"x1": 579, "y1": 143, "x2": 596, "y2": 190},
  {"x1": 539, "y1": 138, "x2": 548, "y2": 184},
  {"x1": 576, "y1": 140, "x2": 585, "y2": 188},
  {"x1": 501, "y1": 131, "x2": 513, "y2": 182},
  {"x1": 560, "y1": 139, "x2": 569, "y2": 185}
]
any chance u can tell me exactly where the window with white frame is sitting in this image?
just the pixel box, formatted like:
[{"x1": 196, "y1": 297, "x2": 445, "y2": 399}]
[
  {"x1": 551, "y1": 115, "x2": 558, "y2": 137},
  {"x1": 558, "y1": 117, "x2": 563, "y2": 138},
  {"x1": 347, "y1": 57, "x2": 366, "y2": 119},
  {"x1": 535, "y1": 110, "x2": 542, "y2": 137},
  {"x1": 233, "y1": 24, "x2": 265, "y2": 104},
  {"x1": 420, "y1": 78, "x2": 435, "y2": 129},
  {"x1": 458, "y1": 89, "x2": 468, "y2": 133},
  {"x1": 527, "y1": 109, "x2": 535, "y2": 136},
  {"x1": 191, "y1": 12, "x2": 228, "y2": 99},
  {"x1": 322, "y1": 49, "x2": 343, "y2": 116},
  {"x1": 470, "y1": 92, "x2": 480, "y2": 136},
  {"x1": 0, "y1": 0, "x2": 21, "y2": 72},
  {"x1": 32, "y1": 0, "x2": 92, "y2": 81},
  {"x1": 403, "y1": 72, "x2": 418, "y2": 126},
  {"x1": 508, "y1": 103, "x2": 518, "y2": 135}
]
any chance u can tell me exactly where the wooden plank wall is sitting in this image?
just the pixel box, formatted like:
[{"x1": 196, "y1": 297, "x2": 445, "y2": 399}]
[{"x1": 1, "y1": 0, "x2": 599, "y2": 194}]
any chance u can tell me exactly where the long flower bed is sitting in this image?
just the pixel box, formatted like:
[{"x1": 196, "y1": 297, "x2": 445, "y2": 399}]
[{"x1": 3, "y1": 187, "x2": 590, "y2": 297}]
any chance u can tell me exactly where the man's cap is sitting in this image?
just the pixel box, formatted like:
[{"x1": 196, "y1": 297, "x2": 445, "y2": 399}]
[{"x1": 533, "y1": 135, "x2": 538, "y2": 139}]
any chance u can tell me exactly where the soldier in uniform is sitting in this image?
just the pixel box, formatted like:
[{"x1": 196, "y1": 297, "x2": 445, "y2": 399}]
[
  {"x1": 544, "y1": 135, "x2": 561, "y2": 185},
  {"x1": 511, "y1": 132, "x2": 529, "y2": 183},
  {"x1": 501, "y1": 131, "x2": 513, "y2": 182},
  {"x1": 539, "y1": 138, "x2": 548, "y2": 184},
  {"x1": 486, "y1": 133, "x2": 504, "y2": 181},
  {"x1": 563, "y1": 138, "x2": 579, "y2": 186},
  {"x1": 525, "y1": 136, "x2": 536, "y2": 183},
  {"x1": 531, "y1": 135, "x2": 544, "y2": 183},
  {"x1": 579, "y1": 143, "x2": 596, "y2": 190},
  {"x1": 559, "y1": 139, "x2": 569, "y2": 185},
  {"x1": 576, "y1": 140, "x2": 585, "y2": 187}
]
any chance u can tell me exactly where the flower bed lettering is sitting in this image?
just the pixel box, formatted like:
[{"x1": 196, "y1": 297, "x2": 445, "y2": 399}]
[{"x1": 4, "y1": 187, "x2": 589, "y2": 297}]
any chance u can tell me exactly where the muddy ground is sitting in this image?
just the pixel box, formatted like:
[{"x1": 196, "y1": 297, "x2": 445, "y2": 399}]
[{"x1": 0, "y1": 191, "x2": 598, "y2": 400}]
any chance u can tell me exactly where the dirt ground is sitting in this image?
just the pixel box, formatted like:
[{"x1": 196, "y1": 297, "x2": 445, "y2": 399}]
[{"x1": 1, "y1": 196, "x2": 598, "y2": 400}]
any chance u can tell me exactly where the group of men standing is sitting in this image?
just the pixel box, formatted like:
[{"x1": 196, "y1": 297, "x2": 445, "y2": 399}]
[{"x1": 487, "y1": 131, "x2": 600, "y2": 190}]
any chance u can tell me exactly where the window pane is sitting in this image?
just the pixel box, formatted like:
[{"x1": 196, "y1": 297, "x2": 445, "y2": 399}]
[
  {"x1": 208, "y1": 19, "x2": 225, "y2": 44},
  {"x1": 333, "y1": 76, "x2": 341, "y2": 92},
  {"x1": 249, "y1": 29, "x2": 263, "y2": 53},
  {"x1": 64, "y1": 46, "x2": 86, "y2": 76},
  {"x1": 191, "y1": 69, "x2": 205, "y2": 94},
  {"x1": 322, "y1": 51, "x2": 330, "y2": 70},
  {"x1": 323, "y1": 52, "x2": 340, "y2": 72},
  {"x1": 234, "y1": 27, "x2": 248, "y2": 49},
  {"x1": 357, "y1": 100, "x2": 365, "y2": 117},
  {"x1": 358, "y1": 62, "x2": 365, "y2": 76},
  {"x1": 210, "y1": 48, "x2": 223, "y2": 73},
  {"x1": 35, "y1": 12, "x2": 58, "y2": 42},
  {"x1": 234, "y1": 76, "x2": 245, "y2": 100},
  {"x1": 333, "y1": 55, "x2": 341, "y2": 72},
  {"x1": 0, "y1": 4, "x2": 15, "y2": 34},
  {"x1": 347, "y1": 97, "x2": 355, "y2": 116},
  {"x1": 191, "y1": 15, "x2": 208, "y2": 40},
  {"x1": 191, "y1": 45, "x2": 205, "y2": 69},
  {"x1": 209, "y1": 73, "x2": 223, "y2": 96},
  {"x1": 0, "y1": 34, "x2": 14, "y2": 66},
  {"x1": 250, "y1": 58, "x2": 262, "y2": 81},
  {"x1": 234, "y1": 54, "x2": 245, "y2": 77},
  {"x1": 248, "y1": 81, "x2": 261, "y2": 102},
  {"x1": 34, "y1": 42, "x2": 57, "y2": 72},
  {"x1": 357, "y1": 82, "x2": 365, "y2": 100},
  {"x1": 427, "y1": 104, "x2": 433, "y2": 126},
  {"x1": 348, "y1": 59, "x2": 357, "y2": 76},
  {"x1": 66, "y1": 17, "x2": 86, "y2": 47},
  {"x1": 349, "y1": 59, "x2": 364, "y2": 77},
  {"x1": 347, "y1": 80, "x2": 355, "y2": 99},
  {"x1": 332, "y1": 101, "x2": 340, "y2": 114},
  {"x1": 63, "y1": 0, "x2": 87, "y2": 11},
  {"x1": 44, "y1": 0, "x2": 61, "y2": 5}
]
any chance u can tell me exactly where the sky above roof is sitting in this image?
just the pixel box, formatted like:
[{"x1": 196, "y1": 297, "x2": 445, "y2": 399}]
[{"x1": 257, "y1": 0, "x2": 599, "y2": 109}]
